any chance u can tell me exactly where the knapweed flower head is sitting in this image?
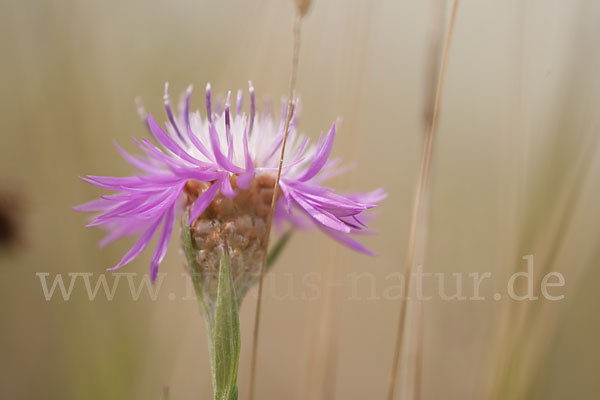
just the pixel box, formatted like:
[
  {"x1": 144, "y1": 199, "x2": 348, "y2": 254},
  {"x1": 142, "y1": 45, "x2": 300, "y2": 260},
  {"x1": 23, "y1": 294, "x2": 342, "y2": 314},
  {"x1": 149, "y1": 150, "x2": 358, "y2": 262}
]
[{"x1": 76, "y1": 82, "x2": 385, "y2": 288}]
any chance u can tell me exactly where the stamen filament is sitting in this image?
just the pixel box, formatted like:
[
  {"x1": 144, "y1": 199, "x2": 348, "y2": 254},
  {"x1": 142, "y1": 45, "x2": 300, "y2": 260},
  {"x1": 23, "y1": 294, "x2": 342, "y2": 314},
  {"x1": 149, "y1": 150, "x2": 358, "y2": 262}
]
[
  {"x1": 163, "y1": 82, "x2": 185, "y2": 143},
  {"x1": 248, "y1": 81, "x2": 256, "y2": 136},
  {"x1": 206, "y1": 83, "x2": 213, "y2": 123}
]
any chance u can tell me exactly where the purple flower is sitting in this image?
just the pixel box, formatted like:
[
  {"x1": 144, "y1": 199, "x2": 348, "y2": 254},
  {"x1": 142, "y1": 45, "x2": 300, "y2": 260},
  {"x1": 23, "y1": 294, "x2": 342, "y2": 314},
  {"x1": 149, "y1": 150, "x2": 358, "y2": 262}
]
[{"x1": 76, "y1": 82, "x2": 385, "y2": 283}]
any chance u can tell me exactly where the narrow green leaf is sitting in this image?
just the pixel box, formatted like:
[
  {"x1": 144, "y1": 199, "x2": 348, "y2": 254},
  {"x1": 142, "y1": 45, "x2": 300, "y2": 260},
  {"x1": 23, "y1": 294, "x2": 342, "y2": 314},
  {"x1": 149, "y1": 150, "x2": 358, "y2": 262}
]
[
  {"x1": 266, "y1": 230, "x2": 293, "y2": 272},
  {"x1": 182, "y1": 212, "x2": 212, "y2": 326},
  {"x1": 212, "y1": 245, "x2": 240, "y2": 400}
]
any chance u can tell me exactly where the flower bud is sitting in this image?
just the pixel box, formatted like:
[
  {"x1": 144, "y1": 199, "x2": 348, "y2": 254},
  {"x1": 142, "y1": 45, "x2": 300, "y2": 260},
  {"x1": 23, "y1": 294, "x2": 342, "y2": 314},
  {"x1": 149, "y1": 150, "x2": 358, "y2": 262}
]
[{"x1": 182, "y1": 175, "x2": 276, "y2": 310}]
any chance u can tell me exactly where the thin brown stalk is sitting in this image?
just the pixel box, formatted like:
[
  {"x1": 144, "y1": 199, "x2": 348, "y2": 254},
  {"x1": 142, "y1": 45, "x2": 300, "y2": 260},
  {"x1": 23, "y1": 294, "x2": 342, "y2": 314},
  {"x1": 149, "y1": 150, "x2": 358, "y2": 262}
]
[
  {"x1": 297, "y1": 259, "x2": 343, "y2": 400},
  {"x1": 247, "y1": 14, "x2": 302, "y2": 400},
  {"x1": 412, "y1": 305, "x2": 425, "y2": 400},
  {"x1": 386, "y1": 1, "x2": 459, "y2": 399},
  {"x1": 296, "y1": 4, "x2": 375, "y2": 399},
  {"x1": 411, "y1": 1, "x2": 447, "y2": 398}
]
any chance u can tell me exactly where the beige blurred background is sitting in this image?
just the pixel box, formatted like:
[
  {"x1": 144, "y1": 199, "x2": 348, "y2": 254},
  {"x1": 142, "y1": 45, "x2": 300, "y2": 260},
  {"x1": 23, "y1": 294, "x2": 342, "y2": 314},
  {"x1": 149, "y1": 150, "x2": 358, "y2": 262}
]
[{"x1": 1, "y1": 0, "x2": 600, "y2": 399}]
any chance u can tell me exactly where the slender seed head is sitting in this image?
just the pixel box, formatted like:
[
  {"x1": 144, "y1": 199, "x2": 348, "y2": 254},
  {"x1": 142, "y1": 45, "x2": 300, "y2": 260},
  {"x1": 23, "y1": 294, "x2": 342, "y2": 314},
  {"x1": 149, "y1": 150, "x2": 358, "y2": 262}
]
[{"x1": 294, "y1": 0, "x2": 312, "y2": 18}]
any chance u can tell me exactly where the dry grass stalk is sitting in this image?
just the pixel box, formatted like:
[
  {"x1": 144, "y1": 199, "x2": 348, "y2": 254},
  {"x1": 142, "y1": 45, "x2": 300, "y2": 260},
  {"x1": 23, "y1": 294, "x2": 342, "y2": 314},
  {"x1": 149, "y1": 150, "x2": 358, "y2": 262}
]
[
  {"x1": 247, "y1": 13, "x2": 303, "y2": 400},
  {"x1": 386, "y1": 1, "x2": 459, "y2": 399},
  {"x1": 295, "y1": 3, "x2": 376, "y2": 399},
  {"x1": 489, "y1": 3, "x2": 600, "y2": 396},
  {"x1": 409, "y1": 1, "x2": 448, "y2": 399}
]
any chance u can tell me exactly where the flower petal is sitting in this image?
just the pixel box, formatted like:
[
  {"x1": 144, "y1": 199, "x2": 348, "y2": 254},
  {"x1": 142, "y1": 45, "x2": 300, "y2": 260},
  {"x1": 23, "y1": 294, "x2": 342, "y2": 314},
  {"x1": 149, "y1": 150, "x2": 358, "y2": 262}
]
[
  {"x1": 292, "y1": 192, "x2": 351, "y2": 233},
  {"x1": 107, "y1": 217, "x2": 163, "y2": 271},
  {"x1": 299, "y1": 122, "x2": 336, "y2": 181},
  {"x1": 237, "y1": 116, "x2": 255, "y2": 189},
  {"x1": 319, "y1": 224, "x2": 375, "y2": 256},
  {"x1": 209, "y1": 122, "x2": 244, "y2": 173},
  {"x1": 184, "y1": 86, "x2": 214, "y2": 160},
  {"x1": 150, "y1": 202, "x2": 176, "y2": 283},
  {"x1": 188, "y1": 181, "x2": 221, "y2": 224},
  {"x1": 113, "y1": 141, "x2": 164, "y2": 174},
  {"x1": 147, "y1": 113, "x2": 208, "y2": 166}
]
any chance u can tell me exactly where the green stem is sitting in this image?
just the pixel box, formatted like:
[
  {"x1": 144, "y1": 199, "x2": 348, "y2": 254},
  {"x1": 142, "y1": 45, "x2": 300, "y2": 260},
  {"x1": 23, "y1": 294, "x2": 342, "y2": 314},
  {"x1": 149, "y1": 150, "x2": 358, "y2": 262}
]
[
  {"x1": 211, "y1": 245, "x2": 240, "y2": 400},
  {"x1": 182, "y1": 211, "x2": 291, "y2": 400},
  {"x1": 183, "y1": 213, "x2": 240, "y2": 400}
]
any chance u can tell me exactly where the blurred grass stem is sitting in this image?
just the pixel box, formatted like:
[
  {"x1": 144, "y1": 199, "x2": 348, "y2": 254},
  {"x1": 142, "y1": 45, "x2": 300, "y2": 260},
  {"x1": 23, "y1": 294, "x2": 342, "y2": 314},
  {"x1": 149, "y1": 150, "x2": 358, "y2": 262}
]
[
  {"x1": 247, "y1": 13, "x2": 302, "y2": 400},
  {"x1": 386, "y1": 1, "x2": 459, "y2": 399}
]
